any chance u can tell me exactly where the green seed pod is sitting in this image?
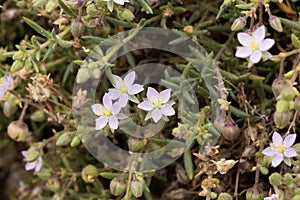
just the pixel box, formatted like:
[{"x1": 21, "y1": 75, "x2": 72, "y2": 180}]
[
  {"x1": 120, "y1": 9, "x2": 135, "y2": 22},
  {"x1": 81, "y1": 164, "x2": 99, "y2": 183},
  {"x1": 30, "y1": 110, "x2": 46, "y2": 122},
  {"x1": 131, "y1": 178, "x2": 144, "y2": 198},
  {"x1": 231, "y1": 17, "x2": 246, "y2": 31},
  {"x1": 272, "y1": 78, "x2": 285, "y2": 97},
  {"x1": 110, "y1": 177, "x2": 126, "y2": 196},
  {"x1": 128, "y1": 137, "x2": 144, "y2": 152},
  {"x1": 7, "y1": 120, "x2": 29, "y2": 142},
  {"x1": 269, "y1": 172, "x2": 282, "y2": 186},
  {"x1": 92, "y1": 68, "x2": 101, "y2": 79},
  {"x1": 71, "y1": 19, "x2": 85, "y2": 38},
  {"x1": 56, "y1": 131, "x2": 74, "y2": 146},
  {"x1": 269, "y1": 16, "x2": 283, "y2": 32},
  {"x1": 246, "y1": 187, "x2": 264, "y2": 200},
  {"x1": 11, "y1": 60, "x2": 24, "y2": 72},
  {"x1": 3, "y1": 95, "x2": 18, "y2": 117},
  {"x1": 70, "y1": 135, "x2": 81, "y2": 147},
  {"x1": 283, "y1": 173, "x2": 294, "y2": 188},
  {"x1": 276, "y1": 100, "x2": 289, "y2": 113},
  {"x1": 86, "y1": 3, "x2": 99, "y2": 16},
  {"x1": 76, "y1": 68, "x2": 90, "y2": 83},
  {"x1": 12, "y1": 51, "x2": 24, "y2": 60},
  {"x1": 26, "y1": 143, "x2": 42, "y2": 162},
  {"x1": 274, "y1": 110, "x2": 291, "y2": 129},
  {"x1": 259, "y1": 166, "x2": 269, "y2": 175},
  {"x1": 46, "y1": 178, "x2": 60, "y2": 192},
  {"x1": 214, "y1": 115, "x2": 240, "y2": 141},
  {"x1": 24, "y1": 59, "x2": 32, "y2": 70},
  {"x1": 217, "y1": 193, "x2": 232, "y2": 200},
  {"x1": 279, "y1": 85, "x2": 298, "y2": 101}
]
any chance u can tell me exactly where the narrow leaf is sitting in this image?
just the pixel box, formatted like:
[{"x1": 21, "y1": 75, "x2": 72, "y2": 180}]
[
  {"x1": 23, "y1": 17, "x2": 52, "y2": 39},
  {"x1": 183, "y1": 149, "x2": 194, "y2": 180},
  {"x1": 58, "y1": 0, "x2": 77, "y2": 18}
]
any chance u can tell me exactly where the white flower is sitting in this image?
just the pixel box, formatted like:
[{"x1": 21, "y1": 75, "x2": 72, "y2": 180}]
[
  {"x1": 137, "y1": 87, "x2": 175, "y2": 123},
  {"x1": 108, "y1": 71, "x2": 144, "y2": 107},
  {"x1": 235, "y1": 26, "x2": 275, "y2": 64},
  {"x1": 22, "y1": 151, "x2": 43, "y2": 173},
  {"x1": 102, "y1": 0, "x2": 129, "y2": 12},
  {"x1": 91, "y1": 93, "x2": 121, "y2": 130}
]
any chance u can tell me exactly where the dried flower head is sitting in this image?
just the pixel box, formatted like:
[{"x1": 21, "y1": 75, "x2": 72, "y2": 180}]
[
  {"x1": 73, "y1": 88, "x2": 89, "y2": 108},
  {"x1": 211, "y1": 158, "x2": 238, "y2": 174},
  {"x1": 27, "y1": 74, "x2": 53, "y2": 102}
]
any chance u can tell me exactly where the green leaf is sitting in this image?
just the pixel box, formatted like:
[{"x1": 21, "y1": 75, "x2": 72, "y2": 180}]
[
  {"x1": 279, "y1": 17, "x2": 300, "y2": 32},
  {"x1": 58, "y1": 0, "x2": 77, "y2": 18},
  {"x1": 105, "y1": 17, "x2": 137, "y2": 28},
  {"x1": 99, "y1": 172, "x2": 122, "y2": 179},
  {"x1": 291, "y1": 33, "x2": 300, "y2": 49},
  {"x1": 137, "y1": 0, "x2": 153, "y2": 14},
  {"x1": 23, "y1": 17, "x2": 52, "y2": 39},
  {"x1": 56, "y1": 37, "x2": 73, "y2": 48},
  {"x1": 183, "y1": 149, "x2": 194, "y2": 180}
]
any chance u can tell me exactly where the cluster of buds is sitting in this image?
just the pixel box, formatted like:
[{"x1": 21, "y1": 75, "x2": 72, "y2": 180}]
[
  {"x1": 272, "y1": 78, "x2": 299, "y2": 129},
  {"x1": 27, "y1": 73, "x2": 53, "y2": 102}
]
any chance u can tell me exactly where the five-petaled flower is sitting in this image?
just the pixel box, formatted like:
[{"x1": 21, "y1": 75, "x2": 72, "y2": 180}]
[
  {"x1": 0, "y1": 75, "x2": 13, "y2": 99},
  {"x1": 235, "y1": 26, "x2": 274, "y2": 64},
  {"x1": 264, "y1": 194, "x2": 278, "y2": 200},
  {"x1": 21, "y1": 151, "x2": 42, "y2": 173},
  {"x1": 108, "y1": 71, "x2": 144, "y2": 107},
  {"x1": 138, "y1": 87, "x2": 175, "y2": 123},
  {"x1": 91, "y1": 93, "x2": 121, "y2": 130},
  {"x1": 262, "y1": 132, "x2": 297, "y2": 167},
  {"x1": 103, "y1": 0, "x2": 125, "y2": 5}
]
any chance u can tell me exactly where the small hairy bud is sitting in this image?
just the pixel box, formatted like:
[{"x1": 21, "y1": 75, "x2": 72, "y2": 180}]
[
  {"x1": 81, "y1": 164, "x2": 99, "y2": 183},
  {"x1": 272, "y1": 78, "x2": 285, "y2": 97},
  {"x1": 269, "y1": 15, "x2": 283, "y2": 32},
  {"x1": 131, "y1": 177, "x2": 144, "y2": 198},
  {"x1": 217, "y1": 192, "x2": 232, "y2": 200},
  {"x1": 269, "y1": 172, "x2": 282, "y2": 186},
  {"x1": 214, "y1": 115, "x2": 240, "y2": 141},
  {"x1": 7, "y1": 120, "x2": 29, "y2": 142},
  {"x1": 274, "y1": 110, "x2": 291, "y2": 129},
  {"x1": 231, "y1": 17, "x2": 246, "y2": 31},
  {"x1": 279, "y1": 85, "x2": 298, "y2": 101},
  {"x1": 246, "y1": 187, "x2": 264, "y2": 200},
  {"x1": 128, "y1": 137, "x2": 144, "y2": 152},
  {"x1": 110, "y1": 177, "x2": 126, "y2": 196},
  {"x1": 71, "y1": 19, "x2": 85, "y2": 38}
]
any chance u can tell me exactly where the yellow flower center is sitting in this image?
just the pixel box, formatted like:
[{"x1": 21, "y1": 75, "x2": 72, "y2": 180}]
[
  {"x1": 97, "y1": 105, "x2": 103, "y2": 115},
  {"x1": 151, "y1": 95, "x2": 164, "y2": 109},
  {"x1": 251, "y1": 41, "x2": 259, "y2": 51},
  {"x1": 277, "y1": 145, "x2": 285, "y2": 152},
  {"x1": 103, "y1": 109, "x2": 112, "y2": 117},
  {"x1": 0, "y1": 78, "x2": 3, "y2": 86}
]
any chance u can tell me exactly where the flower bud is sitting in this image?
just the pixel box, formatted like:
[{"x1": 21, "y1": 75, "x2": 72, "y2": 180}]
[
  {"x1": 110, "y1": 177, "x2": 126, "y2": 196},
  {"x1": 56, "y1": 131, "x2": 74, "y2": 146},
  {"x1": 214, "y1": 115, "x2": 240, "y2": 141},
  {"x1": 70, "y1": 135, "x2": 81, "y2": 147},
  {"x1": 76, "y1": 68, "x2": 90, "y2": 83},
  {"x1": 71, "y1": 19, "x2": 85, "y2": 38},
  {"x1": 128, "y1": 137, "x2": 144, "y2": 152},
  {"x1": 279, "y1": 85, "x2": 297, "y2": 101},
  {"x1": 3, "y1": 95, "x2": 18, "y2": 117},
  {"x1": 86, "y1": 3, "x2": 99, "y2": 16},
  {"x1": 120, "y1": 9, "x2": 135, "y2": 22},
  {"x1": 246, "y1": 187, "x2": 264, "y2": 200},
  {"x1": 269, "y1": 16, "x2": 283, "y2": 32},
  {"x1": 81, "y1": 164, "x2": 99, "y2": 183},
  {"x1": 131, "y1": 177, "x2": 144, "y2": 198},
  {"x1": 30, "y1": 110, "x2": 46, "y2": 122},
  {"x1": 26, "y1": 143, "x2": 42, "y2": 162},
  {"x1": 7, "y1": 120, "x2": 29, "y2": 142},
  {"x1": 295, "y1": 175, "x2": 300, "y2": 187},
  {"x1": 276, "y1": 100, "x2": 289, "y2": 113},
  {"x1": 269, "y1": 172, "x2": 282, "y2": 186},
  {"x1": 46, "y1": 178, "x2": 60, "y2": 192},
  {"x1": 217, "y1": 192, "x2": 232, "y2": 200},
  {"x1": 272, "y1": 78, "x2": 285, "y2": 97},
  {"x1": 274, "y1": 110, "x2": 291, "y2": 129},
  {"x1": 231, "y1": 17, "x2": 246, "y2": 31},
  {"x1": 294, "y1": 96, "x2": 300, "y2": 112},
  {"x1": 10, "y1": 60, "x2": 24, "y2": 72},
  {"x1": 283, "y1": 173, "x2": 294, "y2": 188}
]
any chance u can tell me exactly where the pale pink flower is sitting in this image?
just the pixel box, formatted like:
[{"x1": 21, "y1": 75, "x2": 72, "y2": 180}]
[
  {"x1": 0, "y1": 75, "x2": 13, "y2": 99},
  {"x1": 21, "y1": 151, "x2": 42, "y2": 173}
]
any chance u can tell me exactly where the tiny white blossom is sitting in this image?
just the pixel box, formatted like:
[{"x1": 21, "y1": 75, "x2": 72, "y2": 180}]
[{"x1": 235, "y1": 26, "x2": 275, "y2": 64}]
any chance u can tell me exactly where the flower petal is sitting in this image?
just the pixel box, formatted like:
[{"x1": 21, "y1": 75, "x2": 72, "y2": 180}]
[
  {"x1": 147, "y1": 87, "x2": 159, "y2": 100},
  {"x1": 249, "y1": 50, "x2": 262, "y2": 63},
  {"x1": 259, "y1": 39, "x2": 275, "y2": 51},
  {"x1": 124, "y1": 71, "x2": 135, "y2": 87},
  {"x1": 261, "y1": 51, "x2": 272, "y2": 60},
  {"x1": 118, "y1": 94, "x2": 128, "y2": 107},
  {"x1": 162, "y1": 104, "x2": 175, "y2": 116},
  {"x1": 138, "y1": 101, "x2": 154, "y2": 111},
  {"x1": 103, "y1": 93, "x2": 112, "y2": 108},
  {"x1": 272, "y1": 132, "x2": 283, "y2": 145},
  {"x1": 237, "y1": 33, "x2": 252, "y2": 47},
  {"x1": 113, "y1": 75, "x2": 122, "y2": 87},
  {"x1": 128, "y1": 84, "x2": 144, "y2": 95},
  {"x1": 95, "y1": 117, "x2": 108, "y2": 130},
  {"x1": 21, "y1": 151, "x2": 27, "y2": 158},
  {"x1": 112, "y1": 102, "x2": 121, "y2": 114},
  {"x1": 253, "y1": 26, "x2": 265, "y2": 43},
  {"x1": 284, "y1": 147, "x2": 297, "y2": 158},
  {"x1": 284, "y1": 134, "x2": 296, "y2": 148},
  {"x1": 91, "y1": 104, "x2": 104, "y2": 116},
  {"x1": 109, "y1": 116, "x2": 119, "y2": 129},
  {"x1": 151, "y1": 109, "x2": 162, "y2": 123},
  {"x1": 108, "y1": 89, "x2": 121, "y2": 100},
  {"x1": 35, "y1": 157, "x2": 42, "y2": 172},
  {"x1": 160, "y1": 89, "x2": 171, "y2": 103},
  {"x1": 272, "y1": 153, "x2": 283, "y2": 167},
  {"x1": 235, "y1": 47, "x2": 252, "y2": 58},
  {"x1": 113, "y1": 0, "x2": 124, "y2": 5},
  {"x1": 25, "y1": 161, "x2": 37, "y2": 171},
  {"x1": 262, "y1": 147, "x2": 276, "y2": 156}
]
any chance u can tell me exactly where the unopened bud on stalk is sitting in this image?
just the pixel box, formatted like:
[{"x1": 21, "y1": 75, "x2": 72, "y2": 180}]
[
  {"x1": 7, "y1": 120, "x2": 29, "y2": 142},
  {"x1": 217, "y1": 192, "x2": 232, "y2": 200},
  {"x1": 131, "y1": 177, "x2": 144, "y2": 198},
  {"x1": 128, "y1": 137, "x2": 144, "y2": 152},
  {"x1": 110, "y1": 177, "x2": 126, "y2": 196},
  {"x1": 214, "y1": 115, "x2": 240, "y2": 141},
  {"x1": 272, "y1": 78, "x2": 285, "y2": 97},
  {"x1": 269, "y1": 15, "x2": 283, "y2": 32},
  {"x1": 71, "y1": 19, "x2": 85, "y2": 38},
  {"x1": 231, "y1": 17, "x2": 246, "y2": 31},
  {"x1": 81, "y1": 164, "x2": 99, "y2": 183},
  {"x1": 246, "y1": 187, "x2": 264, "y2": 200},
  {"x1": 269, "y1": 172, "x2": 282, "y2": 186},
  {"x1": 279, "y1": 85, "x2": 298, "y2": 101},
  {"x1": 274, "y1": 110, "x2": 291, "y2": 129}
]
